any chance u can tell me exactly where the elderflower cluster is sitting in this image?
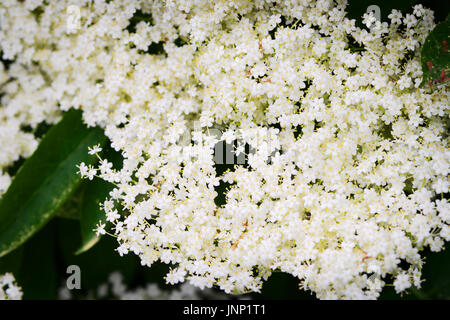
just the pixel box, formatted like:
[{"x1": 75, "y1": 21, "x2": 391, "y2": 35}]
[
  {"x1": 58, "y1": 271, "x2": 239, "y2": 300},
  {"x1": 0, "y1": 0, "x2": 449, "y2": 299},
  {"x1": 0, "y1": 273, "x2": 22, "y2": 300}
]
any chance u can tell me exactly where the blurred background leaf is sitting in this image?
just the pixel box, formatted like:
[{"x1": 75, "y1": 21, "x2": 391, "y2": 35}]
[
  {"x1": 54, "y1": 183, "x2": 84, "y2": 220},
  {"x1": 75, "y1": 179, "x2": 110, "y2": 255}
]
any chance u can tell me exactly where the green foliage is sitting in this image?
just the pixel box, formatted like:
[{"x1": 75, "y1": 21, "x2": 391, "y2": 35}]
[
  {"x1": 75, "y1": 180, "x2": 112, "y2": 255},
  {"x1": 54, "y1": 184, "x2": 84, "y2": 220},
  {"x1": 0, "y1": 109, "x2": 107, "y2": 257}
]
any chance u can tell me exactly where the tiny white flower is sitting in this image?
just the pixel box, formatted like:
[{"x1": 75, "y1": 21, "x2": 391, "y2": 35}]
[
  {"x1": 77, "y1": 162, "x2": 89, "y2": 178},
  {"x1": 96, "y1": 223, "x2": 106, "y2": 236},
  {"x1": 88, "y1": 144, "x2": 102, "y2": 155}
]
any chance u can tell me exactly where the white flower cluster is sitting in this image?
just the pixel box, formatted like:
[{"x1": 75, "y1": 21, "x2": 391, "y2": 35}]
[
  {"x1": 0, "y1": 0, "x2": 449, "y2": 299},
  {"x1": 59, "y1": 271, "x2": 239, "y2": 300},
  {"x1": 0, "y1": 273, "x2": 22, "y2": 300}
]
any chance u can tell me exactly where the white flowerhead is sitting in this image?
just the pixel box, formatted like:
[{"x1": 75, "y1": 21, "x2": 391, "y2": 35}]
[{"x1": 0, "y1": 0, "x2": 448, "y2": 300}]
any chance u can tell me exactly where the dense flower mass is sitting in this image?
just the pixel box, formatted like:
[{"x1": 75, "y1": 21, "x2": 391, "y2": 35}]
[
  {"x1": 0, "y1": 273, "x2": 22, "y2": 300},
  {"x1": 0, "y1": 0, "x2": 449, "y2": 299}
]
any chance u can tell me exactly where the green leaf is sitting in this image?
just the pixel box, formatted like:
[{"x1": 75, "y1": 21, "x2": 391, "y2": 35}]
[
  {"x1": 421, "y1": 16, "x2": 450, "y2": 87},
  {"x1": 54, "y1": 183, "x2": 85, "y2": 220},
  {"x1": 0, "y1": 109, "x2": 107, "y2": 257},
  {"x1": 75, "y1": 178, "x2": 114, "y2": 255}
]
